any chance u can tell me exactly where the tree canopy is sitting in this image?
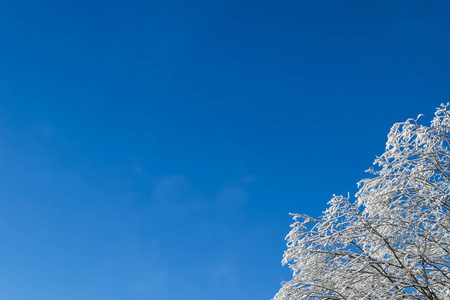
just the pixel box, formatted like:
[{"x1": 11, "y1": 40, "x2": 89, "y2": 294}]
[{"x1": 274, "y1": 104, "x2": 450, "y2": 300}]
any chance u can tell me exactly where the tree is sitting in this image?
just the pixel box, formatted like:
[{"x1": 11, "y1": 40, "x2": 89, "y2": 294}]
[{"x1": 273, "y1": 104, "x2": 450, "y2": 300}]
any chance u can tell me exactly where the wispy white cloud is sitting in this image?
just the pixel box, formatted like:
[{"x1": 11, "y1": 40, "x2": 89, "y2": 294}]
[
  {"x1": 130, "y1": 269, "x2": 169, "y2": 296},
  {"x1": 215, "y1": 185, "x2": 247, "y2": 210},
  {"x1": 241, "y1": 174, "x2": 255, "y2": 184},
  {"x1": 212, "y1": 261, "x2": 236, "y2": 281},
  {"x1": 150, "y1": 175, "x2": 207, "y2": 213}
]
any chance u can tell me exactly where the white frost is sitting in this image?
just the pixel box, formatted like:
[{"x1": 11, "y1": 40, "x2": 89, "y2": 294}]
[{"x1": 274, "y1": 104, "x2": 450, "y2": 300}]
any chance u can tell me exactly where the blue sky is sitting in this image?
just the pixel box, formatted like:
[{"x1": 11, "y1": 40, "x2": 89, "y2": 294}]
[{"x1": 0, "y1": 1, "x2": 450, "y2": 299}]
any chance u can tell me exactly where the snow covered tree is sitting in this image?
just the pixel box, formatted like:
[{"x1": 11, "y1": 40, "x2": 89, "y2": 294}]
[{"x1": 274, "y1": 104, "x2": 450, "y2": 300}]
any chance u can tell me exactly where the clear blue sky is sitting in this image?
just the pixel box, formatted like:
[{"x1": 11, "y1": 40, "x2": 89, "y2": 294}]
[{"x1": 0, "y1": 1, "x2": 449, "y2": 299}]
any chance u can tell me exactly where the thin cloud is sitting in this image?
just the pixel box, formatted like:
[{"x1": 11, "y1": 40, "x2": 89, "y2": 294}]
[
  {"x1": 150, "y1": 175, "x2": 207, "y2": 213},
  {"x1": 215, "y1": 186, "x2": 247, "y2": 210}
]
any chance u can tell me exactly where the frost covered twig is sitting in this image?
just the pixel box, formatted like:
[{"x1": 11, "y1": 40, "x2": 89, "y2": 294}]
[{"x1": 274, "y1": 104, "x2": 450, "y2": 300}]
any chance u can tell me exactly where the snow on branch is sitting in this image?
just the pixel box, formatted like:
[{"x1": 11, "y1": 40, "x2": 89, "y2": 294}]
[{"x1": 274, "y1": 104, "x2": 450, "y2": 300}]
